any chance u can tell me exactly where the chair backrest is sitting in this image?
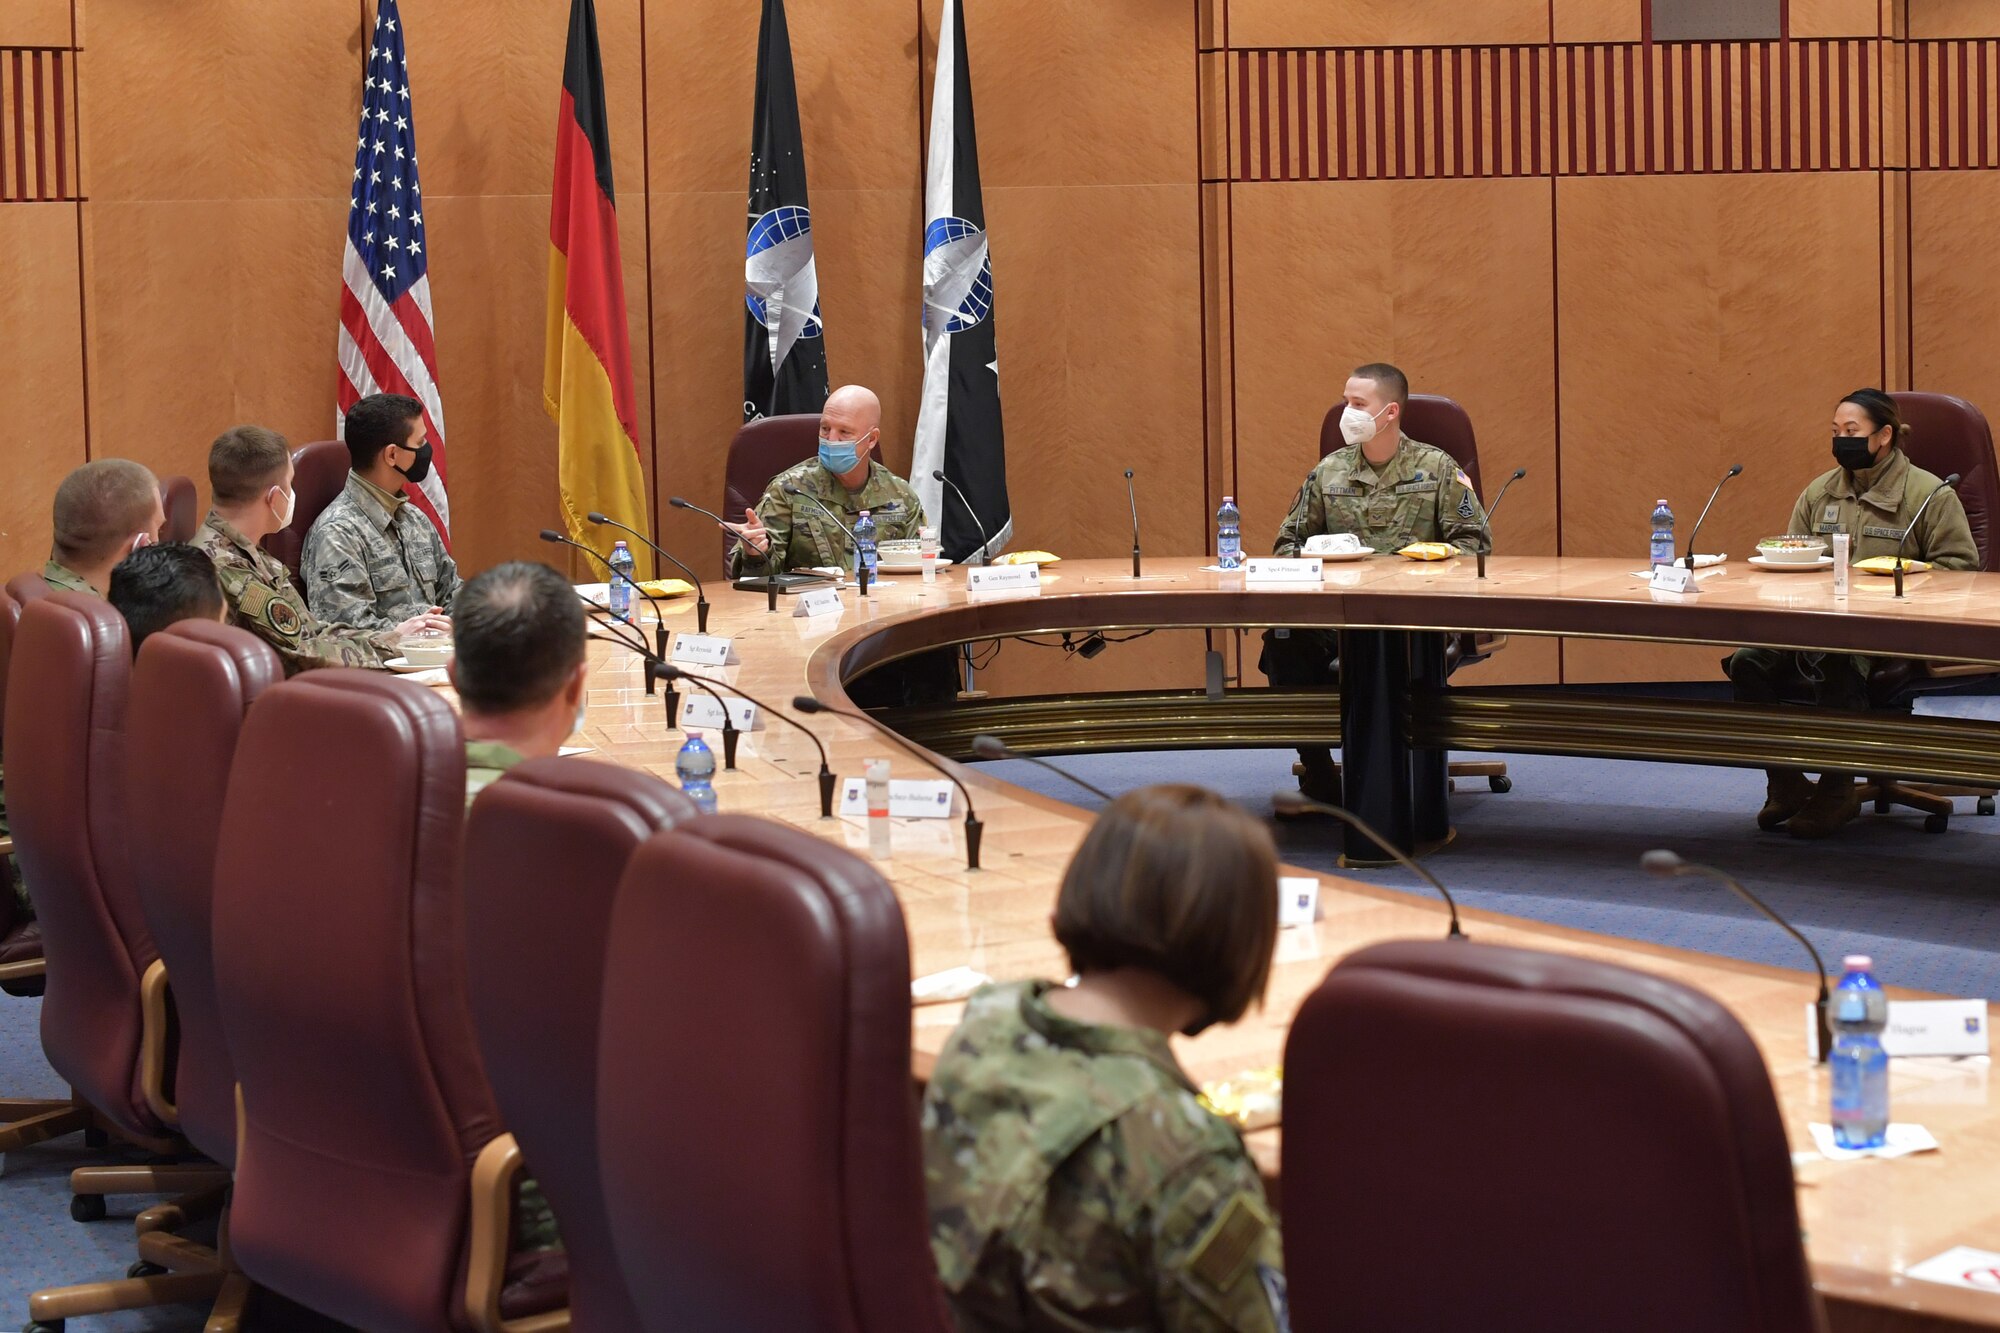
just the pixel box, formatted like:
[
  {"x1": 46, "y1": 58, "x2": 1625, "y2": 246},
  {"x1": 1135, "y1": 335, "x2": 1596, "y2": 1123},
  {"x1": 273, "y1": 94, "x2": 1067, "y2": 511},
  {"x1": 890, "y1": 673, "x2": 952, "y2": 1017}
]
[
  {"x1": 1891, "y1": 391, "x2": 2000, "y2": 571},
  {"x1": 1319, "y1": 393, "x2": 1484, "y2": 497},
  {"x1": 599, "y1": 815, "x2": 953, "y2": 1333},
  {"x1": 127, "y1": 621, "x2": 283, "y2": 1167},
  {"x1": 0, "y1": 585, "x2": 19, "y2": 759},
  {"x1": 214, "y1": 670, "x2": 498, "y2": 1333},
  {"x1": 465, "y1": 758, "x2": 698, "y2": 1333},
  {"x1": 6, "y1": 571, "x2": 54, "y2": 606},
  {"x1": 721, "y1": 415, "x2": 821, "y2": 561},
  {"x1": 1282, "y1": 939, "x2": 1823, "y2": 1333},
  {"x1": 159, "y1": 473, "x2": 201, "y2": 544},
  {"x1": 258, "y1": 439, "x2": 351, "y2": 583},
  {"x1": 5, "y1": 593, "x2": 162, "y2": 1140}
]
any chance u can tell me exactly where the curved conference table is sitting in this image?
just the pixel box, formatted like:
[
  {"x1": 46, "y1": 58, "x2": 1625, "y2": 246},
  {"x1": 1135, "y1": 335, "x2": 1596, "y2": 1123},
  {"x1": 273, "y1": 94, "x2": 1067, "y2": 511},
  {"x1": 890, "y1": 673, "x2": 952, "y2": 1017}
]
[{"x1": 568, "y1": 555, "x2": 2000, "y2": 1332}]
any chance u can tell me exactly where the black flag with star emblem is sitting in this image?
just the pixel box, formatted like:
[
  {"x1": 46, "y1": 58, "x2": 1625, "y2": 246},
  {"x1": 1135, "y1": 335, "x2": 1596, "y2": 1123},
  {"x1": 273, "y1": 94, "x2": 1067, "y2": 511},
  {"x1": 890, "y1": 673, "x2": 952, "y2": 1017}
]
[{"x1": 742, "y1": 0, "x2": 829, "y2": 422}]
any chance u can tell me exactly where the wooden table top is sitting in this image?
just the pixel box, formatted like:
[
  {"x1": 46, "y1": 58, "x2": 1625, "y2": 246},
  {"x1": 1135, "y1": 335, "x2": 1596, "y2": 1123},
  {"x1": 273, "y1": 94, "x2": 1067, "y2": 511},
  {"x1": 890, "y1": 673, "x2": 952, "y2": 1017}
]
[{"x1": 568, "y1": 555, "x2": 2000, "y2": 1328}]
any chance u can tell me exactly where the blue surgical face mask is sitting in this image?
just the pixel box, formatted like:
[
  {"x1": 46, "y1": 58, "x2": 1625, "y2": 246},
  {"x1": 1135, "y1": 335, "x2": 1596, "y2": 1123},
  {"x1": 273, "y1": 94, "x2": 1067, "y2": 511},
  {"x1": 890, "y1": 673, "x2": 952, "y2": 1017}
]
[{"x1": 818, "y1": 431, "x2": 869, "y2": 477}]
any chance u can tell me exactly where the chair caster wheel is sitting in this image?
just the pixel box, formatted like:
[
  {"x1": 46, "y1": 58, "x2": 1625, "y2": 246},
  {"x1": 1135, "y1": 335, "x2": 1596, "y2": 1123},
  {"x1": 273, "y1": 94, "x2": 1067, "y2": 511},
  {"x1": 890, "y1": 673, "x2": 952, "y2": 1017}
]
[
  {"x1": 69, "y1": 1194, "x2": 106, "y2": 1223},
  {"x1": 25, "y1": 1320, "x2": 65, "y2": 1332},
  {"x1": 1925, "y1": 813, "x2": 1950, "y2": 834},
  {"x1": 1980, "y1": 797, "x2": 1995, "y2": 816},
  {"x1": 1489, "y1": 776, "x2": 1512, "y2": 793},
  {"x1": 126, "y1": 1261, "x2": 166, "y2": 1280},
  {"x1": 82, "y1": 1126, "x2": 107, "y2": 1149}
]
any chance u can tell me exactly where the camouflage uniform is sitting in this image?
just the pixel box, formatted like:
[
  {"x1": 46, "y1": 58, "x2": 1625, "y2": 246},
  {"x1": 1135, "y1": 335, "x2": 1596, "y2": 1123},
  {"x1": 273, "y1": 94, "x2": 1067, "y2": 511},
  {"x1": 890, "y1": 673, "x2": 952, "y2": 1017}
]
[
  {"x1": 42, "y1": 560, "x2": 99, "y2": 596},
  {"x1": 727, "y1": 458, "x2": 927, "y2": 579},
  {"x1": 2, "y1": 564, "x2": 99, "y2": 918},
  {"x1": 302, "y1": 472, "x2": 462, "y2": 632},
  {"x1": 193, "y1": 510, "x2": 399, "y2": 677},
  {"x1": 465, "y1": 740, "x2": 525, "y2": 807},
  {"x1": 923, "y1": 982, "x2": 1288, "y2": 1333}
]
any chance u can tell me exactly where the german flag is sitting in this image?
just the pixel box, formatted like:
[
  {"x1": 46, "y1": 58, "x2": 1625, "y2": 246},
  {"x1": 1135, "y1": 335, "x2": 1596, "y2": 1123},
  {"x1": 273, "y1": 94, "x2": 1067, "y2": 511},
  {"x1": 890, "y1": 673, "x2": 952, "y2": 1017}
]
[{"x1": 545, "y1": 0, "x2": 651, "y2": 576}]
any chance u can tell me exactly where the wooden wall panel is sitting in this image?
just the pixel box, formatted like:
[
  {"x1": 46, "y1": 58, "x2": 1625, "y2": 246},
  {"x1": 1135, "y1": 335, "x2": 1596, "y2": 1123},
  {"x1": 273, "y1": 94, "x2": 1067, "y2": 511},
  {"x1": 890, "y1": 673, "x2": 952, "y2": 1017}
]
[
  {"x1": 1790, "y1": 0, "x2": 1886, "y2": 38},
  {"x1": 0, "y1": 0, "x2": 71, "y2": 47},
  {"x1": 1228, "y1": 0, "x2": 1549, "y2": 50},
  {"x1": 1910, "y1": 2, "x2": 2000, "y2": 40},
  {"x1": 1911, "y1": 172, "x2": 2000, "y2": 412},
  {"x1": 0, "y1": 203, "x2": 87, "y2": 578},
  {"x1": 1553, "y1": 0, "x2": 1642, "y2": 43}
]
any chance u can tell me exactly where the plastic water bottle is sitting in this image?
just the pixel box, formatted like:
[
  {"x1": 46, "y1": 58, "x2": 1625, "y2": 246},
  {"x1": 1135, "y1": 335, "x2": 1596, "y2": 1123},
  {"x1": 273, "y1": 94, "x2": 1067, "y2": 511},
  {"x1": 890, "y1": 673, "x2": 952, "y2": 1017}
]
[
  {"x1": 855, "y1": 510, "x2": 879, "y2": 580},
  {"x1": 675, "y1": 734, "x2": 718, "y2": 814},
  {"x1": 608, "y1": 539, "x2": 636, "y2": 623},
  {"x1": 1216, "y1": 496, "x2": 1243, "y2": 570},
  {"x1": 1649, "y1": 500, "x2": 1675, "y2": 568},
  {"x1": 1830, "y1": 954, "x2": 1890, "y2": 1149}
]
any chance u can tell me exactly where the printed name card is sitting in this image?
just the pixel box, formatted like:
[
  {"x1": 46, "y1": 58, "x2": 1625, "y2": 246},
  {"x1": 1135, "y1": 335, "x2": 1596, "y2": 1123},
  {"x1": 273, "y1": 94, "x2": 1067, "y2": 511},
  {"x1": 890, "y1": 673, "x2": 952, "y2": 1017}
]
[
  {"x1": 678, "y1": 694, "x2": 760, "y2": 732},
  {"x1": 1245, "y1": 558, "x2": 1323, "y2": 584},
  {"x1": 1905, "y1": 1247, "x2": 2000, "y2": 1294},
  {"x1": 1806, "y1": 998, "x2": 1989, "y2": 1060},
  {"x1": 669, "y1": 632, "x2": 735, "y2": 666},
  {"x1": 792, "y1": 587, "x2": 845, "y2": 618},
  {"x1": 965, "y1": 563, "x2": 1041, "y2": 593},
  {"x1": 1648, "y1": 564, "x2": 1698, "y2": 594},
  {"x1": 838, "y1": 776, "x2": 957, "y2": 819},
  {"x1": 1278, "y1": 876, "x2": 1322, "y2": 927}
]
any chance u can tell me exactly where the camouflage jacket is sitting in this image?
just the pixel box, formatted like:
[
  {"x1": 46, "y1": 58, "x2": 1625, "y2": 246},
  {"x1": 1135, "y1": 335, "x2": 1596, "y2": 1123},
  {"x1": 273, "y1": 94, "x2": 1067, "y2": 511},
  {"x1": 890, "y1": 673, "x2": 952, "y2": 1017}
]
[
  {"x1": 464, "y1": 740, "x2": 525, "y2": 809},
  {"x1": 923, "y1": 981, "x2": 1288, "y2": 1333},
  {"x1": 1274, "y1": 434, "x2": 1489, "y2": 556},
  {"x1": 301, "y1": 472, "x2": 462, "y2": 631},
  {"x1": 42, "y1": 560, "x2": 99, "y2": 596},
  {"x1": 728, "y1": 459, "x2": 927, "y2": 578},
  {"x1": 1787, "y1": 449, "x2": 1978, "y2": 568},
  {"x1": 193, "y1": 511, "x2": 398, "y2": 676}
]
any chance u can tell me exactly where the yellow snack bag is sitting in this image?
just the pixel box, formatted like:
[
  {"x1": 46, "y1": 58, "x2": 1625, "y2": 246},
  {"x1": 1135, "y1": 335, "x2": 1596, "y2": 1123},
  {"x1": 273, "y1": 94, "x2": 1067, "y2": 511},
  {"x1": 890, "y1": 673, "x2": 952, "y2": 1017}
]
[{"x1": 1396, "y1": 542, "x2": 1455, "y2": 561}]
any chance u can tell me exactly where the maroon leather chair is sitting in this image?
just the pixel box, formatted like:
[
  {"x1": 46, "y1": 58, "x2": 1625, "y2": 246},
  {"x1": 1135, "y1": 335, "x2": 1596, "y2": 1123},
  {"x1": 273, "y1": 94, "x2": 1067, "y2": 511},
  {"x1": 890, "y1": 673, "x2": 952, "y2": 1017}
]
[
  {"x1": 465, "y1": 758, "x2": 698, "y2": 1333},
  {"x1": 720, "y1": 414, "x2": 820, "y2": 562},
  {"x1": 159, "y1": 473, "x2": 201, "y2": 545},
  {"x1": 212, "y1": 671, "x2": 564, "y2": 1333},
  {"x1": 258, "y1": 439, "x2": 350, "y2": 586},
  {"x1": 0, "y1": 583, "x2": 44, "y2": 1001},
  {"x1": 1282, "y1": 940, "x2": 1823, "y2": 1333},
  {"x1": 6, "y1": 570, "x2": 54, "y2": 605},
  {"x1": 599, "y1": 816, "x2": 953, "y2": 1333}
]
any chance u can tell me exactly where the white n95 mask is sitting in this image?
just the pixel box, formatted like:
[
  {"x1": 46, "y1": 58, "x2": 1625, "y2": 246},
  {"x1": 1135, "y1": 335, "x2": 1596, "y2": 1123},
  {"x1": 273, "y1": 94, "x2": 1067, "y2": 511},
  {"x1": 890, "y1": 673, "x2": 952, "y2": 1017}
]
[{"x1": 1339, "y1": 404, "x2": 1386, "y2": 447}]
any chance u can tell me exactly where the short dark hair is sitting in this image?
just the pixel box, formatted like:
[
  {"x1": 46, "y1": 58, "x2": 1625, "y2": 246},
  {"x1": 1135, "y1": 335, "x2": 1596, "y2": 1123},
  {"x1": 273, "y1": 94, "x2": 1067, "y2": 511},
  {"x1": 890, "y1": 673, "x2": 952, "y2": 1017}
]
[
  {"x1": 452, "y1": 562, "x2": 587, "y2": 715},
  {"x1": 1841, "y1": 388, "x2": 1911, "y2": 445},
  {"x1": 1051, "y1": 784, "x2": 1279, "y2": 1032},
  {"x1": 343, "y1": 393, "x2": 424, "y2": 471},
  {"x1": 52, "y1": 460, "x2": 160, "y2": 566},
  {"x1": 208, "y1": 425, "x2": 292, "y2": 504},
  {"x1": 1352, "y1": 362, "x2": 1411, "y2": 409},
  {"x1": 109, "y1": 544, "x2": 223, "y2": 658}
]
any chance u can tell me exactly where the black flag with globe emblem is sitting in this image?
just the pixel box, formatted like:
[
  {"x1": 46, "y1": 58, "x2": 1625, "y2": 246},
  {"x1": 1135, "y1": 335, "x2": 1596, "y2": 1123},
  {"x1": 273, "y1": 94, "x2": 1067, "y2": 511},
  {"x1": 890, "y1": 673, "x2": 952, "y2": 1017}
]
[
  {"x1": 743, "y1": 0, "x2": 828, "y2": 422},
  {"x1": 912, "y1": 0, "x2": 1010, "y2": 562}
]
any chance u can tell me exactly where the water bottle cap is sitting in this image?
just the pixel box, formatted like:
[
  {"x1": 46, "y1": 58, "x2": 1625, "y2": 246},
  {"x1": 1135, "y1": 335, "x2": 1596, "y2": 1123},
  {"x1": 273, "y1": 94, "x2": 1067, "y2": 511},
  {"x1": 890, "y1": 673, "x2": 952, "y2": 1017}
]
[
  {"x1": 613, "y1": 539, "x2": 629, "y2": 548},
  {"x1": 1843, "y1": 954, "x2": 1873, "y2": 970}
]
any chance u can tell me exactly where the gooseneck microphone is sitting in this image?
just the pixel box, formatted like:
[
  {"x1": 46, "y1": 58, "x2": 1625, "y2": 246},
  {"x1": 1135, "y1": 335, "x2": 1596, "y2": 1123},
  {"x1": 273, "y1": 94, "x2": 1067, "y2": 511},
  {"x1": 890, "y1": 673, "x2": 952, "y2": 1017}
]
[
  {"x1": 1125, "y1": 469, "x2": 1142, "y2": 578},
  {"x1": 930, "y1": 469, "x2": 995, "y2": 566},
  {"x1": 969, "y1": 734, "x2": 1114, "y2": 803},
  {"x1": 667, "y1": 495, "x2": 732, "y2": 529},
  {"x1": 1894, "y1": 473, "x2": 1960, "y2": 598},
  {"x1": 1269, "y1": 791, "x2": 1465, "y2": 938},
  {"x1": 671, "y1": 496, "x2": 785, "y2": 612},
  {"x1": 793, "y1": 695, "x2": 982, "y2": 871},
  {"x1": 1683, "y1": 464, "x2": 1744, "y2": 571},
  {"x1": 1642, "y1": 849, "x2": 1830, "y2": 1061},
  {"x1": 586, "y1": 512, "x2": 709, "y2": 635},
  {"x1": 653, "y1": 664, "x2": 740, "y2": 770},
  {"x1": 1475, "y1": 467, "x2": 1527, "y2": 581},
  {"x1": 782, "y1": 484, "x2": 871, "y2": 598},
  {"x1": 658, "y1": 665, "x2": 835, "y2": 817},
  {"x1": 539, "y1": 529, "x2": 669, "y2": 659},
  {"x1": 574, "y1": 595, "x2": 678, "y2": 715}
]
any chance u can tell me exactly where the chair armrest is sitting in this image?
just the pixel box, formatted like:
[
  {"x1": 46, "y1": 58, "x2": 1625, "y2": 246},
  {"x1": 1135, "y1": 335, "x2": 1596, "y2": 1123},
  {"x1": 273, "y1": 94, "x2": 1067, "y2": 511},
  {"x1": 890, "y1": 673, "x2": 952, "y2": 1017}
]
[
  {"x1": 466, "y1": 1133, "x2": 570, "y2": 1333},
  {"x1": 0, "y1": 835, "x2": 13, "y2": 857},
  {"x1": 1924, "y1": 661, "x2": 2000, "y2": 680},
  {"x1": 0, "y1": 955, "x2": 43, "y2": 985},
  {"x1": 139, "y1": 960, "x2": 178, "y2": 1125}
]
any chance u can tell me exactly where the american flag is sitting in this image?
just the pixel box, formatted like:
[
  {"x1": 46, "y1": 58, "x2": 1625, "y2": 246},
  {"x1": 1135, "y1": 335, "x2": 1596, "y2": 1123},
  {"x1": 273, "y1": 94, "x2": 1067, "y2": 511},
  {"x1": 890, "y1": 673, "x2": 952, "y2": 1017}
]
[{"x1": 337, "y1": 0, "x2": 450, "y2": 539}]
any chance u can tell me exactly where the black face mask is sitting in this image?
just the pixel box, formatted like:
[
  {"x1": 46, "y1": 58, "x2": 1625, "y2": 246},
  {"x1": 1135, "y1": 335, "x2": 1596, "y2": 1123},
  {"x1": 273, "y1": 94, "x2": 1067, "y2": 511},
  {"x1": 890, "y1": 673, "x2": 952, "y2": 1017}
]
[
  {"x1": 1832, "y1": 435, "x2": 1876, "y2": 473},
  {"x1": 393, "y1": 440, "x2": 434, "y2": 485}
]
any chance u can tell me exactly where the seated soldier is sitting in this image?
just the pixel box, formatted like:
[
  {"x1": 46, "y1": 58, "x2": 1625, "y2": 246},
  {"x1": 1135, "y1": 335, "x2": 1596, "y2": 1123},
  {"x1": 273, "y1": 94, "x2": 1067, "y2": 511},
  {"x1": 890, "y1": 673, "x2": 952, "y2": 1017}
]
[
  {"x1": 192, "y1": 425, "x2": 448, "y2": 676},
  {"x1": 1261, "y1": 362, "x2": 1489, "y2": 807},
  {"x1": 448, "y1": 560, "x2": 589, "y2": 804},
  {"x1": 43, "y1": 459, "x2": 166, "y2": 596},
  {"x1": 1726, "y1": 388, "x2": 1977, "y2": 839},
  {"x1": 923, "y1": 784, "x2": 1288, "y2": 1333},
  {"x1": 108, "y1": 544, "x2": 226, "y2": 656},
  {"x1": 301, "y1": 391, "x2": 461, "y2": 631}
]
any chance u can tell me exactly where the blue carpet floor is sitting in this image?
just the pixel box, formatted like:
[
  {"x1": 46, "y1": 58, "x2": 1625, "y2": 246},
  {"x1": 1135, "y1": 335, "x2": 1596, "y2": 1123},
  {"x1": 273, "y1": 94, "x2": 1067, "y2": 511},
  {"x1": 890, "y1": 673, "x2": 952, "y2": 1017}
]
[{"x1": 4, "y1": 704, "x2": 1998, "y2": 1326}]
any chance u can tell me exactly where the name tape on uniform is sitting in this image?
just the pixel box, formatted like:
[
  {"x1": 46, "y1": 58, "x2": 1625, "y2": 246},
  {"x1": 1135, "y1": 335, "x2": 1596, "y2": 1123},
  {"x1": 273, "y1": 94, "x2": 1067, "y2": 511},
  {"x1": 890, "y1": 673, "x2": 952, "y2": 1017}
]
[
  {"x1": 965, "y1": 563, "x2": 1041, "y2": 593},
  {"x1": 792, "y1": 587, "x2": 845, "y2": 618},
  {"x1": 1278, "y1": 876, "x2": 1322, "y2": 927},
  {"x1": 838, "y1": 776, "x2": 957, "y2": 819},
  {"x1": 1245, "y1": 557, "x2": 1324, "y2": 584},
  {"x1": 1808, "y1": 998, "x2": 1989, "y2": 1060},
  {"x1": 669, "y1": 632, "x2": 735, "y2": 666},
  {"x1": 678, "y1": 694, "x2": 760, "y2": 732}
]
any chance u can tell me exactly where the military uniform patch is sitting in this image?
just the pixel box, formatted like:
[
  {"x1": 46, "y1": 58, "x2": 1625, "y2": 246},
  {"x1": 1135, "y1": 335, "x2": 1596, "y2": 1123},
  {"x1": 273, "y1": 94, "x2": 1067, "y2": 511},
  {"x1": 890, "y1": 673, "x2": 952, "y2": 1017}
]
[
  {"x1": 266, "y1": 597, "x2": 303, "y2": 638},
  {"x1": 1458, "y1": 492, "x2": 1477, "y2": 520},
  {"x1": 1188, "y1": 1192, "x2": 1270, "y2": 1294}
]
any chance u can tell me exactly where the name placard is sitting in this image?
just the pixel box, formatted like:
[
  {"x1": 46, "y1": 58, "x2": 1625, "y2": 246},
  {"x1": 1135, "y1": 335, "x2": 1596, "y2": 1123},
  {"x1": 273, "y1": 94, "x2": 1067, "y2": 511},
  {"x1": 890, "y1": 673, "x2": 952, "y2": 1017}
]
[
  {"x1": 839, "y1": 776, "x2": 957, "y2": 819},
  {"x1": 792, "y1": 587, "x2": 844, "y2": 618},
  {"x1": 678, "y1": 694, "x2": 760, "y2": 731},
  {"x1": 1278, "y1": 875, "x2": 1322, "y2": 927},
  {"x1": 1245, "y1": 557, "x2": 1323, "y2": 584},
  {"x1": 1649, "y1": 564, "x2": 1698, "y2": 594},
  {"x1": 669, "y1": 632, "x2": 735, "y2": 666},
  {"x1": 1806, "y1": 998, "x2": 1989, "y2": 1060},
  {"x1": 965, "y1": 563, "x2": 1041, "y2": 593}
]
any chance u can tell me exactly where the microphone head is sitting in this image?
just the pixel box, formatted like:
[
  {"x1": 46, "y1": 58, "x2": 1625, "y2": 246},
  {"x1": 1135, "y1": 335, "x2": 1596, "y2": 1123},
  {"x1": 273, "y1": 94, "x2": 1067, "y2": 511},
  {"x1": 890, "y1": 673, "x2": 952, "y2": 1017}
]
[
  {"x1": 931, "y1": 469, "x2": 947, "y2": 482},
  {"x1": 1511, "y1": 467, "x2": 1527, "y2": 480},
  {"x1": 792, "y1": 695, "x2": 827, "y2": 714},
  {"x1": 782, "y1": 483, "x2": 803, "y2": 496},
  {"x1": 1946, "y1": 473, "x2": 1963, "y2": 486},
  {"x1": 1124, "y1": 468, "x2": 1135, "y2": 479},
  {"x1": 537, "y1": 529, "x2": 564, "y2": 543},
  {"x1": 1640, "y1": 849, "x2": 1684, "y2": 876},
  {"x1": 969, "y1": 734, "x2": 1011, "y2": 760},
  {"x1": 668, "y1": 496, "x2": 691, "y2": 509},
  {"x1": 586, "y1": 511, "x2": 608, "y2": 524},
  {"x1": 1726, "y1": 464, "x2": 1744, "y2": 477},
  {"x1": 1270, "y1": 789, "x2": 1315, "y2": 815},
  {"x1": 656, "y1": 663, "x2": 686, "y2": 681}
]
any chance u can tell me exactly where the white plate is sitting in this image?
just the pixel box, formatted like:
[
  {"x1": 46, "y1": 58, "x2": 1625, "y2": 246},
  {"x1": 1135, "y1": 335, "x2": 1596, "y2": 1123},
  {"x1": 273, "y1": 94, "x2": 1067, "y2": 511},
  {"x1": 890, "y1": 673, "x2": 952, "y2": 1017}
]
[
  {"x1": 1319, "y1": 549, "x2": 1373, "y2": 562},
  {"x1": 1749, "y1": 554, "x2": 1834, "y2": 571},
  {"x1": 383, "y1": 656, "x2": 450, "y2": 673},
  {"x1": 875, "y1": 558, "x2": 955, "y2": 575}
]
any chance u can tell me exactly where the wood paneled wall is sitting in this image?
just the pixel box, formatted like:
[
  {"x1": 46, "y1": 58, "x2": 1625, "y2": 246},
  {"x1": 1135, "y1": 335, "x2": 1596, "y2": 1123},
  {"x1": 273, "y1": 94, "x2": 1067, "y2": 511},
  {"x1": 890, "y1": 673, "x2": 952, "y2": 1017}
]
[{"x1": 3, "y1": 0, "x2": 1996, "y2": 684}]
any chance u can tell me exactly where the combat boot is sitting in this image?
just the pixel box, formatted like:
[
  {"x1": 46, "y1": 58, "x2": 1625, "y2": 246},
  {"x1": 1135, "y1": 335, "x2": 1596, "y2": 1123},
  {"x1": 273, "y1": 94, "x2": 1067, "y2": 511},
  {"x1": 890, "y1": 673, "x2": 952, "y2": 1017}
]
[
  {"x1": 1789, "y1": 773, "x2": 1860, "y2": 839},
  {"x1": 1757, "y1": 769, "x2": 1815, "y2": 831}
]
